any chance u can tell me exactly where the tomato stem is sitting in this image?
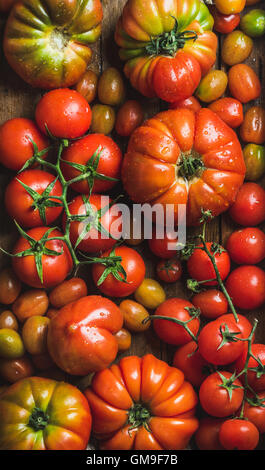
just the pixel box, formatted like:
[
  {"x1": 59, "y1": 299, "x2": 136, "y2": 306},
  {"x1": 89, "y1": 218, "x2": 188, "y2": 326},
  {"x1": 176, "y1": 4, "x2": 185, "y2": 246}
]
[
  {"x1": 144, "y1": 313, "x2": 199, "y2": 343},
  {"x1": 28, "y1": 407, "x2": 49, "y2": 431}
]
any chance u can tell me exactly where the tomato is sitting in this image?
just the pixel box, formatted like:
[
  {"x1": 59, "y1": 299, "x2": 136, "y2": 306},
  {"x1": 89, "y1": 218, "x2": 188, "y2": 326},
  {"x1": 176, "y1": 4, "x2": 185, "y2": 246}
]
[
  {"x1": 13, "y1": 289, "x2": 49, "y2": 323},
  {"x1": 122, "y1": 108, "x2": 245, "y2": 226},
  {"x1": 46, "y1": 309, "x2": 59, "y2": 320},
  {"x1": 192, "y1": 289, "x2": 228, "y2": 319},
  {"x1": 195, "y1": 417, "x2": 224, "y2": 450},
  {"x1": 115, "y1": 0, "x2": 217, "y2": 102},
  {"x1": 92, "y1": 246, "x2": 146, "y2": 298},
  {"x1": 228, "y1": 64, "x2": 261, "y2": 103},
  {"x1": 219, "y1": 419, "x2": 259, "y2": 450},
  {"x1": 148, "y1": 230, "x2": 179, "y2": 259},
  {"x1": 246, "y1": 0, "x2": 261, "y2": 4},
  {"x1": 0, "y1": 329, "x2": 25, "y2": 359},
  {"x1": 156, "y1": 258, "x2": 183, "y2": 284},
  {"x1": 187, "y1": 242, "x2": 230, "y2": 286},
  {"x1": 125, "y1": 211, "x2": 144, "y2": 246},
  {"x1": 170, "y1": 96, "x2": 201, "y2": 112},
  {"x1": 64, "y1": 194, "x2": 122, "y2": 254},
  {"x1": 0, "y1": 356, "x2": 34, "y2": 384},
  {"x1": 5, "y1": 170, "x2": 63, "y2": 228},
  {"x1": 114, "y1": 328, "x2": 132, "y2": 352},
  {"x1": 32, "y1": 353, "x2": 54, "y2": 371},
  {"x1": 115, "y1": 100, "x2": 144, "y2": 137},
  {"x1": 0, "y1": 267, "x2": 21, "y2": 305},
  {"x1": 90, "y1": 105, "x2": 116, "y2": 135},
  {"x1": 61, "y1": 133, "x2": 122, "y2": 194},
  {"x1": 218, "y1": 313, "x2": 253, "y2": 341},
  {"x1": 12, "y1": 227, "x2": 73, "y2": 289},
  {"x1": 22, "y1": 316, "x2": 50, "y2": 356},
  {"x1": 226, "y1": 227, "x2": 265, "y2": 264},
  {"x1": 226, "y1": 266, "x2": 265, "y2": 310},
  {"x1": 214, "y1": 0, "x2": 246, "y2": 14},
  {"x1": 243, "y1": 392, "x2": 265, "y2": 433},
  {"x1": 195, "y1": 70, "x2": 228, "y2": 103},
  {"x1": 199, "y1": 371, "x2": 244, "y2": 417},
  {"x1": 243, "y1": 144, "x2": 265, "y2": 181},
  {"x1": 0, "y1": 118, "x2": 49, "y2": 172},
  {"x1": 98, "y1": 68, "x2": 126, "y2": 106},
  {"x1": 47, "y1": 295, "x2": 123, "y2": 375},
  {"x1": 85, "y1": 354, "x2": 199, "y2": 450},
  {"x1": 4, "y1": 0, "x2": 103, "y2": 89},
  {"x1": 173, "y1": 341, "x2": 210, "y2": 388},
  {"x1": 0, "y1": 311, "x2": 18, "y2": 331},
  {"x1": 240, "y1": 9, "x2": 265, "y2": 38},
  {"x1": 228, "y1": 182, "x2": 265, "y2": 226},
  {"x1": 49, "y1": 278, "x2": 88, "y2": 309},
  {"x1": 0, "y1": 377, "x2": 91, "y2": 450},
  {"x1": 75, "y1": 70, "x2": 99, "y2": 104},
  {"x1": 208, "y1": 6, "x2": 240, "y2": 34},
  {"x1": 119, "y1": 299, "x2": 150, "y2": 333},
  {"x1": 134, "y1": 279, "x2": 166, "y2": 309},
  {"x1": 240, "y1": 106, "x2": 265, "y2": 145},
  {"x1": 208, "y1": 98, "x2": 243, "y2": 128},
  {"x1": 235, "y1": 344, "x2": 265, "y2": 392},
  {"x1": 221, "y1": 30, "x2": 253, "y2": 66},
  {"x1": 35, "y1": 89, "x2": 92, "y2": 139},
  {"x1": 0, "y1": 0, "x2": 17, "y2": 13},
  {"x1": 153, "y1": 298, "x2": 200, "y2": 346}
]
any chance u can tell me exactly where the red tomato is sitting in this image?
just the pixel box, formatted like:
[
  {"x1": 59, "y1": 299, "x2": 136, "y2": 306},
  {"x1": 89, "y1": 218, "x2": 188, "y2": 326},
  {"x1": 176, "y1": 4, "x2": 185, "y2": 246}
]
[
  {"x1": 35, "y1": 89, "x2": 92, "y2": 139},
  {"x1": 208, "y1": 97, "x2": 243, "y2": 128},
  {"x1": 61, "y1": 133, "x2": 122, "y2": 194},
  {"x1": 5, "y1": 170, "x2": 63, "y2": 228},
  {"x1": 92, "y1": 246, "x2": 146, "y2": 298},
  {"x1": 228, "y1": 183, "x2": 265, "y2": 226},
  {"x1": 192, "y1": 289, "x2": 228, "y2": 319},
  {"x1": 115, "y1": 100, "x2": 144, "y2": 137},
  {"x1": 220, "y1": 313, "x2": 253, "y2": 341},
  {"x1": 12, "y1": 227, "x2": 73, "y2": 289},
  {"x1": 169, "y1": 96, "x2": 201, "y2": 112},
  {"x1": 209, "y1": 6, "x2": 240, "y2": 34},
  {"x1": 243, "y1": 392, "x2": 265, "y2": 433},
  {"x1": 0, "y1": 118, "x2": 49, "y2": 171},
  {"x1": 195, "y1": 417, "x2": 224, "y2": 450},
  {"x1": 219, "y1": 419, "x2": 259, "y2": 450},
  {"x1": 226, "y1": 265, "x2": 265, "y2": 310},
  {"x1": 153, "y1": 298, "x2": 200, "y2": 346},
  {"x1": 199, "y1": 371, "x2": 244, "y2": 417},
  {"x1": 148, "y1": 230, "x2": 178, "y2": 259},
  {"x1": 235, "y1": 344, "x2": 265, "y2": 392},
  {"x1": 156, "y1": 258, "x2": 182, "y2": 284},
  {"x1": 173, "y1": 341, "x2": 210, "y2": 388},
  {"x1": 187, "y1": 243, "x2": 230, "y2": 286},
  {"x1": 226, "y1": 227, "x2": 265, "y2": 264},
  {"x1": 228, "y1": 64, "x2": 261, "y2": 103}
]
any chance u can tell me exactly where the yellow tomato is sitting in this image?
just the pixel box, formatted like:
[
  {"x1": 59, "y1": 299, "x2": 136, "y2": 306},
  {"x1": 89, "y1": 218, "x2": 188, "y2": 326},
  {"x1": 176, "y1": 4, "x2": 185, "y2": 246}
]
[
  {"x1": 119, "y1": 299, "x2": 150, "y2": 332},
  {"x1": 134, "y1": 279, "x2": 166, "y2": 310}
]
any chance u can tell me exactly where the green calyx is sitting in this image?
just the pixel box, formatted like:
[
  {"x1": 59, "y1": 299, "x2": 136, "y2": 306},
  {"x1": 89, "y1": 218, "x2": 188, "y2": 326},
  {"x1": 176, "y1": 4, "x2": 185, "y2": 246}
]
[
  {"x1": 80, "y1": 245, "x2": 128, "y2": 286},
  {"x1": 217, "y1": 371, "x2": 243, "y2": 402},
  {"x1": 28, "y1": 407, "x2": 49, "y2": 432},
  {"x1": 177, "y1": 152, "x2": 205, "y2": 180},
  {"x1": 127, "y1": 403, "x2": 151, "y2": 431},
  {"x1": 217, "y1": 323, "x2": 241, "y2": 351}
]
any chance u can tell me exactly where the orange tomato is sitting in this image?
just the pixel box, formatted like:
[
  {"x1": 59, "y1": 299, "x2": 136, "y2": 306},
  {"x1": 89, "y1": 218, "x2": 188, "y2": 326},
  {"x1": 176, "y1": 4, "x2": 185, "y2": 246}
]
[
  {"x1": 208, "y1": 97, "x2": 243, "y2": 128},
  {"x1": 228, "y1": 64, "x2": 261, "y2": 103},
  {"x1": 240, "y1": 106, "x2": 265, "y2": 144},
  {"x1": 114, "y1": 328, "x2": 132, "y2": 351}
]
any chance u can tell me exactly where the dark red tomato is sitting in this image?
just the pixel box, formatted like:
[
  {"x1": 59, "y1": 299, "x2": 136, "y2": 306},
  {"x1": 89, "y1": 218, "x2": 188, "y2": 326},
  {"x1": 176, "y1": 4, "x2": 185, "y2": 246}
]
[
  {"x1": 235, "y1": 344, "x2": 265, "y2": 392},
  {"x1": 92, "y1": 246, "x2": 146, "y2": 298},
  {"x1": 35, "y1": 89, "x2": 92, "y2": 139},
  {"x1": 243, "y1": 391, "x2": 265, "y2": 433},
  {"x1": 208, "y1": 97, "x2": 243, "y2": 128},
  {"x1": 198, "y1": 316, "x2": 244, "y2": 365},
  {"x1": 195, "y1": 417, "x2": 224, "y2": 450},
  {"x1": 156, "y1": 258, "x2": 182, "y2": 283},
  {"x1": 209, "y1": 5, "x2": 240, "y2": 34},
  {"x1": 187, "y1": 243, "x2": 230, "y2": 286},
  {"x1": 148, "y1": 230, "x2": 179, "y2": 259},
  {"x1": 192, "y1": 289, "x2": 228, "y2": 319},
  {"x1": 115, "y1": 100, "x2": 144, "y2": 137},
  {"x1": 153, "y1": 298, "x2": 200, "y2": 346},
  {"x1": 12, "y1": 227, "x2": 73, "y2": 289},
  {"x1": 173, "y1": 341, "x2": 210, "y2": 388},
  {"x1": 219, "y1": 419, "x2": 259, "y2": 450},
  {"x1": 63, "y1": 194, "x2": 122, "y2": 254},
  {"x1": 226, "y1": 265, "x2": 265, "y2": 310},
  {"x1": 229, "y1": 183, "x2": 265, "y2": 226},
  {"x1": 226, "y1": 227, "x2": 265, "y2": 264},
  {"x1": 0, "y1": 118, "x2": 49, "y2": 171},
  {"x1": 169, "y1": 96, "x2": 201, "y2": 112},
  {"x1": 5, "y1": 170, "x2": 63, "y2": 228},
  {"x1": 61, "y1": 133, "x2": 122, "y2": 194}
]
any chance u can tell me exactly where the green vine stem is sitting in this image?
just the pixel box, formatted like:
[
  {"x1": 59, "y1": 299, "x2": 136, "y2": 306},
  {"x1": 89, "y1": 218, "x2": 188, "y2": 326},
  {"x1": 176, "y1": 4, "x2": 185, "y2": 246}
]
[{"x1": 143, "y1": 308, "x2": 200, "y2": 343}]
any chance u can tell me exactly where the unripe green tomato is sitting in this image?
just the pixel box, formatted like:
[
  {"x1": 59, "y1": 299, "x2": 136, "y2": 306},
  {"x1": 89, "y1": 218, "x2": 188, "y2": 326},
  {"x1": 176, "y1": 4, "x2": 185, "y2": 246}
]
[
  {"x1": 243, "y1": 143, "x2": 265, "y2": 181},
  {"x1": 90, "y1": 104, "x2": 116, "y2": 134},
  {"x1": 240, "y1": 9, "x2": 265, "y2": 37},
  {"x1": 0, "y1": 329, "x2": 25, "y2": 359},
  {"x1": 195, "y1": 70, "x2": 228, "y2": 103}
]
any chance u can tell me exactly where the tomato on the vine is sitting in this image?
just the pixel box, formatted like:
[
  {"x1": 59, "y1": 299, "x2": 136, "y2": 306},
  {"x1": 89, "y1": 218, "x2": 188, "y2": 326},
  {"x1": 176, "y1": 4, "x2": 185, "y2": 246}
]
[
  {"x1": 192, "y1": 289, "x2": 228, "y2": 319},
  {"x1": 226, "y1": 265, "x2": 265, "y2": 310},
  {"x1": 173, "y1": 341, "x2": 211, "y2": 388},
  {"x1": 226, "y1": 227, "x2": 265, "y2": 264},
  {"x1": 228, "y1": 183, "x2": 265, "y2": 226},
  {"x1": 243, "y1": 391, "x2": 265, "y2": 433},
  {"x1": 187, "y1": 242, "x2": 230, "y2": 286},
  {"x1": 219, "y1": 419, "x2": 259, "y2": 450},
  {"x1": 156, "y1": 258, "x2": 182, "y2": 284},
  {"x1": 235, "y1": 343, "x2": 265, "y2": 392}
]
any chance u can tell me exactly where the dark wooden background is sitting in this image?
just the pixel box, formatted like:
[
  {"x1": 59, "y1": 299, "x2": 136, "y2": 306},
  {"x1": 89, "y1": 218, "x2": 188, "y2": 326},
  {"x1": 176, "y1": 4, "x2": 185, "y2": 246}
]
[{"x1": 0, "y1": 0, "x2": 265, "y2": 449}]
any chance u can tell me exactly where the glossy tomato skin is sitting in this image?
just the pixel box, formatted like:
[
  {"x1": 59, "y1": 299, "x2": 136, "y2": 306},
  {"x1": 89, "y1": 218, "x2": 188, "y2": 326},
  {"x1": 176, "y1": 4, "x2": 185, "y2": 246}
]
[
  {"x1": 235, "y1": 344, "x2": 265, "y2": 392},
  {"x1": 240, "y1": 9, "x2": 265, "y2": 38},
  {"x1": 49, "y1": 278, "x2": 88, "y2": 309},
  {"x1": 195, "y1": 417, "x2": 224, "y2": 450},
  {"x1": 0, "y1": 377, "x2": 92, "y2": 450},
  {"x1": 148, "y1": 230, "x2": 178, "y2": 259},
  {"x1": 243, "y1": 144, "x2": 265, "y2": 181},
  {"x1": 115, "y1": 100, "x2": 144, "y2": 137},
  {"x1": 47, "y1": 295, "x2": 123, "y2": 375},
  {"x1": 173, "y1": 341, "x2": 210, "y2": 388},
  {"x1": 170, "y1": 96, "x2": 201, "y2": 112},
  {"x1": 0, "y1": 267, "x2": 21, "y2": 305},
  {"x1": 226, "y1": 227, "x2": 265, "y2": 264},
  {"x1": 75, "y1": 70, "x2": 99, "y2": 104},
  {"x1": 243, "y1": 391, "x2": 265, "y2": 433},
  {"x1": 240, "y1": 106, "x2": 265, "y2": 145},
  {"x1": 12, "y1": 227, "x2": 73, "y2": 289},
  {"x1": 195, "y1": 70, "x2": 228, "y2": 103},
  {"x1": 192, "y1": 289, "x2": 228, "y2": 319},
  {"x1": 219, "y1": 419, "x2": 259, "y2": 450},
  {"x1": 221, "y1": 30, "x2": 253, "y2": 66},
  {"x1": 98, "y1": 68, "x2": 126, "y2": 107},
  {"x1": 134, "y1": 278, "x2": 166, "y2": 309},
  {"x1": 0, "y1": 356, "x2": 35, "y2": 384},
  {"x1": 13, "y1": 289, "x2": 48, "y2": 322},
  {"x1": 90, "y1": 104, "x2": 116, "y2": 135},
  {"x1": 153, "y1": 298, "x2": 200, "y2": 346},
  {"x1": 156, "y1": 258, "x2": 183, "y2": 283},
  {"x1": 214, "y1": 0, "x2": 246, "y2": 14},
  {"x1": 85, "y1": 354, "x2": 199, "y2": 450},
  {"x1": 5, "y1": 170, "x2": 63, "y2": 228},
  {"x1": 209, "y1": 6, "x2": 240, "y2": 34},
  {"x1": 119, "y1": 299, "x2": 150, "y2": 333},
  {"x1": 0, "y1": 118, "x2": 49, "y2": 172},
  {"x1": 187, "y1": 243, "x2": 230, "y2": 286},
  {"x1": 226, "y1": 266, "x2": 265, "y2": 310},
  {"x1": 208, "y1": 97, "x2": 243, "y2": 128},
  {"x1": 228, "y1": 64, "x2": 261, "y2": 103},
  {"x1": 228, "y1": 182, "x2": 265, "y2": 226}
]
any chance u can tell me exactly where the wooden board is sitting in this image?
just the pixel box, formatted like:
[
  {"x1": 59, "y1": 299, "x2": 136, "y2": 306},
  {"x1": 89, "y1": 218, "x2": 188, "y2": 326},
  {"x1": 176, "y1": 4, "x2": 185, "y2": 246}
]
[{"x1": 0, "y1": 0, "x2": 265, "y2": 450}]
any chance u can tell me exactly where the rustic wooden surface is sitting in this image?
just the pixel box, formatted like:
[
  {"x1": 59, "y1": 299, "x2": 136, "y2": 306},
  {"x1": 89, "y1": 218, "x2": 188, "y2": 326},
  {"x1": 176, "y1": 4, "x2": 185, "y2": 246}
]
[{"x1": 0, "y1": 0, "x2": 265, "y2": 450}]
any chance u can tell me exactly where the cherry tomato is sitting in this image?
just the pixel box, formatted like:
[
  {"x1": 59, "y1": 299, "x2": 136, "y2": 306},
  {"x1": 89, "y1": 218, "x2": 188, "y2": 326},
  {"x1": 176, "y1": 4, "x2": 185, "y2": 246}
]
[
  {"x1": 114, "y1": 328, "x2": 131, "y2": 352},
  {"x1": 134, "y1": 278, "x2": 166, "y2": 309},
  {"x1": 0, "y1": 268, "x2": 21, "y2": 305},
  {"x1": 195, "y1": 70, "x2": 228, "y2": 103},
  {"x1": 219, "y1": 419, "x2": 259, "y2": 450},
  {"x1": 240, "y1": 9, "x2": 265, "y2": 38},
  {"x1": 0, "y1": 118, "x2": 49, "y2": 172},
  {"x1": 208, "y1": 97, "x2": 243, "y2": 128},
  {"x1": 12, "y1": 289, "x2": 49, "y2": 323},
  {"x1": 217, "y1": 313, "x2": 253, "y2": 341},
  {"x1": 0, "y1": 356, "x2": 35, "y2": 384},
  {"x1": 75, "y1": 69, "x2": 98, "y2": 104},
  {"x1": 228, "y1": 64, "x2": 261, "y2": 103},
  {"x1": 173, "y1": 341, "x2": 210, "y2": 388},
  {"x1": 240, "y1": 106, "x2": 265, "y2": 144},
  {"x1": 170, "y1": 96, "x2": 201, "y2": 112},
  {"x1": 195, "y1": 417, "x2": 224, "y2": 450},
  {"x1": 0, "y1": 311, "x2": 18, "y2": 331},
  {"x1": 148, "y1": 230, "x2": 179, "y2": 259},
  {"x1": 153, "y1": 298, "x2": 200, "y2": 346},
  {"x1": 199, "y1": 371, "x2": 244, "y2": 417},
  {"x1": 187, "y1": 243, "x2": 230, "y2": 286},
  {"x1": 226, "y1": 265, "x2": 265, "y2": 310},
  {"x1": 0, "y1": 329, "x2": 25, "y2": 359},
  {"x1": 226, "y1": 227, "x2": 265, "y2": 264},
  {"x1": 209, "y1": 6, "x2": 240, "y2": 34},
  {"x1": 35, "y1": 89, "x2": 92, "y2": 139},
  {"x1": 192, "y1": 289, "x2": 228, "y2": 319},
  {"x1": 119, "y1": 299, "x2": 150, "y2": 333},
  {"x1": 214, "y1": 0, "x2": 246, "y2": 14},
  {"x1": 243, "y1": 144, "x2": 265, "y2": 181},
  {"x1": 243, "y1": 391, "x2": 265, "y2": 433},
  {"x1": 156, "y1": 258, "x2": 182, "y2": 283},
  {"x1": 98, "y1": 68, "x2": 125, "y2": 106},
  {"x1": 49, "y1": 278, "x2": 88, "y2": 309},
  {"x1": 90, "y1": 104, "x2": 116, "y2": 135},
  {"x1": 221, "y1": 30, "x2": 253, "y2": 66},
  {"x1": 235, "y1": 344, "x2": 265, "y2": 392},
  {"x1": 229, "y1": 183, "x2": 265, "y2": 226},
  {"x1": 22, "y1": 316, "x2": 50, "y2": 356},
  {"x1": 115, "y1": 100, "x2": 144, "y2": 137}
]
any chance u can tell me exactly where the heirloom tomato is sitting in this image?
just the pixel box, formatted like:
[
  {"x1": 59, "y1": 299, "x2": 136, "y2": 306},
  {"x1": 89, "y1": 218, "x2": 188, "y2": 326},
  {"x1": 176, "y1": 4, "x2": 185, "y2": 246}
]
[
  {"x1": 221, "y1": 30, "x2": 253, "y2": 66},
  {"x1": 0, "y1": 357, "x2": 34, "y2": 384},
  {"x1": 22, "y1": 316, "x2": 50, "y2": 356},
  {"x1": 228, "y1": 182, "x2": 265, "y2": 226},
  {"x1": 47, "y1": 295, "x2": 123, "y2": 375},
  {"x1": 228, "y1": 64, "x2": 261, "y2": 103},
  {"x1": 0, "y1": 377, "x2": 91, "y2": 450},
  {"x1": 240, "y1": 9, "x2": 265, "y2": 37},
  {"x1": 219, "y1": 419, "x2": 259, "y2": 450},
  {"x1": 243, "y1": 144, "x2": 265, "y2": 181},
  {"x1": 115, "y1": 100, "x2": 144, "y2": 137},
  {"x1": 214, "y1": 0, "x2": 246, "y2": 14},
  {"x1": 134, "y1": 279, "x2": 166, "y2": 309},
  {"x1": 226, "y1": 266, "x2": 265, "y2": 310},
  {"x1": 0, "y1": 329, "x2": 25, "y2": 360},
  {"x1": 49, "y1": 277, "x2": 88, "y2": 309},
  {"x1": 114, "y1": 328, "x2": 132, "y2": 352},
  {"x1": 119, "y1": 299, "x2": 150, "y2": 333},
  {"x1": 4, "y1": 0, "x2": 103, "y2": 89},
  {"x1": 208, "y1": 6, "x2": 240, "y2": 34},
  {"x1": 170, "y1": 96, "x2": 201, "y2": 112},
  {"x1": 187, "y1": 242, "x2": 230, "y2": 286},
  {"x1": 208, "y1": 97, "x2": 243, "y2": 128},
  {"x1": 90, "y1": 105, "x2": 116, "y2": 135},
  {"x1": 98, "y1": 68, "x2": 126, "y2": 106},
  {"x1": 13, "y1": 289, "x2": 48, "y2": 322},
  {"x1": 115, "y1": 0, "x2": 217, "y2": 102},
  {"x1": 0, "y1": 311, "x2": 18, "y2": 331},
  {"x1": 0, "y1": 0, "x2": 17, "y2": 13},
  {"x1": 240, "y1": 106, "x2": 265, "y2": 145},
  {"x1": 195, "y1": 70, "x2": 228, "y2": 103},
  {"x1": 0, "y1": 267, "x2": 21, "y2": 305},
  {"x1": 122, "y1": 108, "x2": 245, "y2": 226},
  {"x1": 226, "y1": 227, "x2": 265, "y2": 264},
  {"x1": 75, "y1": 69, "x2": 99, "y2": 104},
  {"x1": 85, "y1": 354, "x2": 199, "y2": 450},
  {"x1": 173, "y1": 341, "x2": 210, "y2": 388}
]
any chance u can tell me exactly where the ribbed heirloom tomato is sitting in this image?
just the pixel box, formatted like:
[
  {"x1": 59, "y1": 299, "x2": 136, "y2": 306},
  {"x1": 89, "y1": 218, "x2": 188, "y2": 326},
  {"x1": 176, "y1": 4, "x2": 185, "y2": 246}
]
[
  {"x1": 85, "y1": 354, "x2": 199, "y2": 450},
  {"x1": 122, "y1": 108, "x2": 246, "y2": 226}
]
